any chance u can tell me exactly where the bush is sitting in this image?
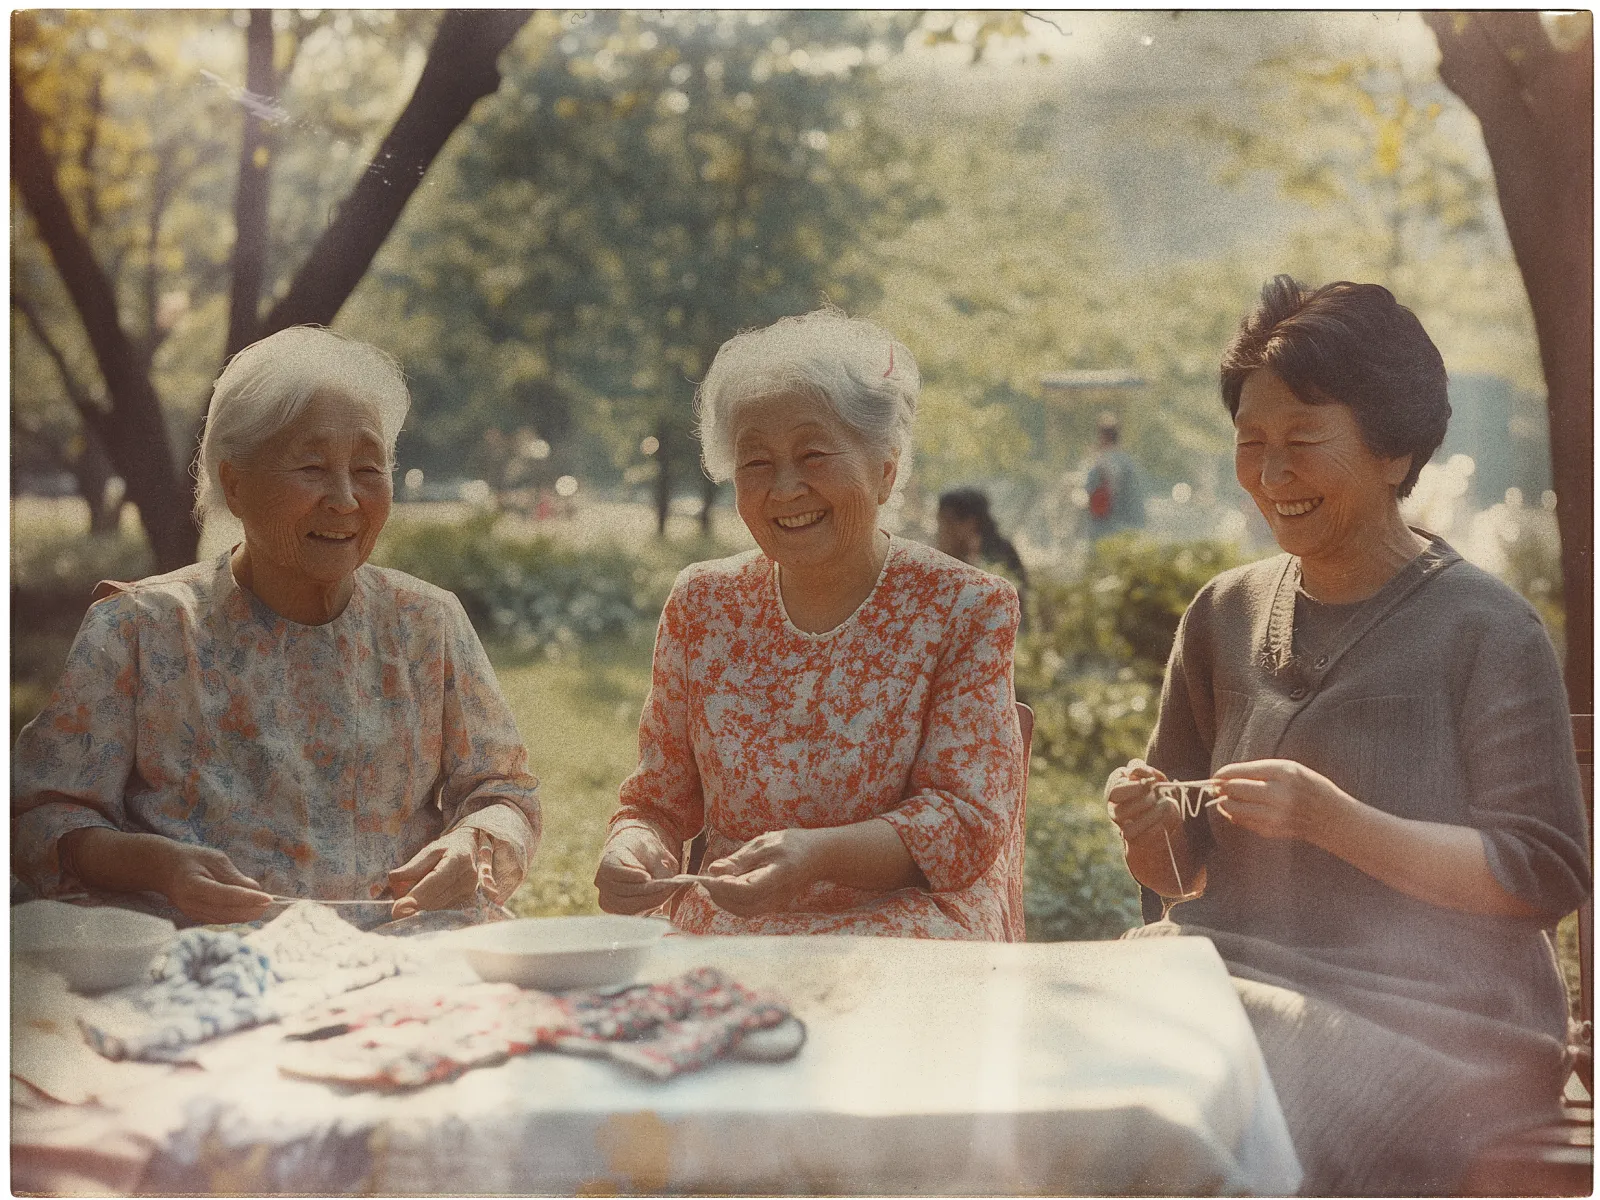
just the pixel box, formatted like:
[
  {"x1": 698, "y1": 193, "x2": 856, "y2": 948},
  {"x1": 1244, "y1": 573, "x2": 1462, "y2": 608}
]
[
  {"x1": 371, "y1": 514, "x2": 698, "y2": 654},
  {"x1": 1018, "y1": 534, "x2": 1244, "y2": 782},
  {"x1": 1016, "y1": 535, "x2": 1244, "y2": 940},
  {"x1": 1024, "y1": 770, "x2": 1142, "y2": 941},
  {"x1": 10, "y1": 500, "x2": 154, "y2": 601}
]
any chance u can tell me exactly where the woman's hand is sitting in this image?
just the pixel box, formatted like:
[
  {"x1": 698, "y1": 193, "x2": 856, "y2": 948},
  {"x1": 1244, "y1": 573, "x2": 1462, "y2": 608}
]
[
  {"x1": 59, "y1": 828, "x2": 273, "y2": 924},
  {"x1": 156, "y1": 844, "x2": 276, "y2": 924},
  {"x1": 1104, "y1": 759, "x2": 1175, "y2": 845},
  {"x1": 387, "y1": 827, "x2": 495, "y2": 918},
  {"x1": 1209, "y1": 759, "x2": 1349, "y2": 844},
  {"x1": 1104, "y1": 759, "x2": 1207, "y2": 899},
  {"x1": 698, "y1": 828, "x2": 824, "y2": 918},
  {"x1": 594, "y1": 824, "x2": 683, "y2": 915}
]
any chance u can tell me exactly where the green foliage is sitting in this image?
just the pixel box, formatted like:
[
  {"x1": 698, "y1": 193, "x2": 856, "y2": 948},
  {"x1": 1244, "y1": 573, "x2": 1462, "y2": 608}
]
[
  {"x1": 1023, "y1": 769, "x2": 1143, "y2": 942},
  {"x1": 369, "y1": 10, "x2": 930, "y2": 493},
  {"x1": 1016, "y1": 536, "x2": 1244, "y2": 940},
  {"x1": 11, "y1": 10, "x2": 442, "y2": 537},
  {"x1": 1497, "y1": 505, "x2": 1566, "y2": 660},
  {"x1": 1186, "y1": 47, "x2": 1542, "y2": 389},
  {"x1": 9, "y1": 500, "x2": 154, "y2": 596},
  {"x1": 371, "y1": 514, "x2": 692, "y2": 654},
  {"x1": 1018, "y1": 534, "x2": 1245, "y2": 781}
]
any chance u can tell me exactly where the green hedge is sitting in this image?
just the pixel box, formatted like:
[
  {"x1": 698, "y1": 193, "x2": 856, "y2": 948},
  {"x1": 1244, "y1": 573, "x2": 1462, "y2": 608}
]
[
  {"x1": 1018, "y1": 535, "x2": 1244, "y2": 940},
  {"x1": 371, "y1": 515, "x2": 707, "y2": 654}
]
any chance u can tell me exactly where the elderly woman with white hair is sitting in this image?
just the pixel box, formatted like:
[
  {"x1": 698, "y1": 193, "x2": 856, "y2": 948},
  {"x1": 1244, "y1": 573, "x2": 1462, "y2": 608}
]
[
  {"x1": 12, "y1": 326, "x2": 541, "y2": 925},
  {"x1": 595, "y1": 309, "x2": 1026, "y2": 938}
]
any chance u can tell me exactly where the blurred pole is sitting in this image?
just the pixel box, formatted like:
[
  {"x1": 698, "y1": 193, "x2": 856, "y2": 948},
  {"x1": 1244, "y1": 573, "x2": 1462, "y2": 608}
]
[
  {"x1": 224, "y1": 10, "x2": 276, "y2": 360},
  {"x1": 654, "y1": 420, "x2": 672, "y2": 538}
]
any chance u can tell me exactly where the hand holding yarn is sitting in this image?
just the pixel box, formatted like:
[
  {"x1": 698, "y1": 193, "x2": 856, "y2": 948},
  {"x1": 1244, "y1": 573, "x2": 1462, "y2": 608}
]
[{"x1": 1210, "y1": 759, "x2": 1349, "y2": 845}]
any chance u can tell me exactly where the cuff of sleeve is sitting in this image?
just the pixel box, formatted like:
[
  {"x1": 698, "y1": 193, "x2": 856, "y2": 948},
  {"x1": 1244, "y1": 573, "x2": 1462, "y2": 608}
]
[
  {"x1": 450, "y1": 804, "x2": 535, "y2": 893},
  {"x1": 1479, "y1": 825, "x2": 1590, "y2": 917},
  {"x1": 14, "y1": 804, "x2": 119, "y2": 897},
  {"x1": 879, "y1": 801, "x2": 973, "y2": 893}
]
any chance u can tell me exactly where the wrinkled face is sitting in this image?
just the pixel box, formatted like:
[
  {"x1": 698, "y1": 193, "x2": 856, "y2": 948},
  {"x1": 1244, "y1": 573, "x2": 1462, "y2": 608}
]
[
  {"x1": 936, "y1": 510, "x2": 981, "y2": 563},
  {"x1": 1233, "y1": 368, "x2": 1410, "y2": 566},
  {"x1": 731, "y1": 392, "x2": 897, "y2": 574},
  {"x1": 221, "y1": 389, "x2": 393, "y2": 591}
]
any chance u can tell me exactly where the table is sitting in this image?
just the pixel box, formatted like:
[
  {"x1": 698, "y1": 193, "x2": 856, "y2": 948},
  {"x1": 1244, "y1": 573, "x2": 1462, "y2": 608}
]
[{"x1": 15, "y1": 933, "x2": 1301, "y2": 1195}]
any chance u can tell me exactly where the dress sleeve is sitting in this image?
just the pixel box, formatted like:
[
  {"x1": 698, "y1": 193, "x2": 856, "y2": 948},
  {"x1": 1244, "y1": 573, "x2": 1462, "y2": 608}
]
[
  {"x1": 879, "y1": 579, "x2": 1022, "y2": 893},
  {"x1": 609, "y1": 574, "x2": 705, "y2": 850},
  {"x1": 1460, "y1": 607, "x2": 1590, "y2": 917},
  {"x1": 11, "y1": 594, "x2": 141, "y2": 895},
  {"x1": 1140, "y1": 590, "x2": 1220, "y2": 921},
  {"x1": 1144, "y1": 594, "x2": 1219, "y2": 784},
  {"x1": 435, "y1": 595, "x2": 542, "y2": 891}
]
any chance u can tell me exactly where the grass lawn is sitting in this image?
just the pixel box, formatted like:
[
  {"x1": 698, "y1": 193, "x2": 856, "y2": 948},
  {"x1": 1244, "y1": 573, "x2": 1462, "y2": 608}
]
[{"x1": 492, "y1": 637, "x2": 655, "y2": 918}]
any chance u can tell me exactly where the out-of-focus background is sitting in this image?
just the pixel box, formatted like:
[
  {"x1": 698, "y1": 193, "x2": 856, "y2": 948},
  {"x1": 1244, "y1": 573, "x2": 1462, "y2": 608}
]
[{"x1": 10, "y1": 12, "x2": 1590, "y2": 962}]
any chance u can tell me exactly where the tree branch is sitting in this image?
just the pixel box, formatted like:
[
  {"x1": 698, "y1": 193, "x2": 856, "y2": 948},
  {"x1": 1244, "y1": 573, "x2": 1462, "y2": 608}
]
[
  {"x1": 79, "y1": 73, "x2": 104, "y2": 234},
  {"x1": 11, "y1": 75, "x2": 198, "y2": 569},
  {"x1": 1424, "y1": 13, "x2": 1556, "y2": 183},
  {"x1": 12, "y1": 292, "x2": 113, "y2": 447},
  {"x1": 259, "y1": 9, "x2": 530, "y2": 334}
]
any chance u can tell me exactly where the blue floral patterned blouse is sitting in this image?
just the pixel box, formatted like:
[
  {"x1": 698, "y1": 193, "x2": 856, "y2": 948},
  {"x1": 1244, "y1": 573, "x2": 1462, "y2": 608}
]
[{"x1": 12, "y1": 552, "x2": 540, "y2": 902}]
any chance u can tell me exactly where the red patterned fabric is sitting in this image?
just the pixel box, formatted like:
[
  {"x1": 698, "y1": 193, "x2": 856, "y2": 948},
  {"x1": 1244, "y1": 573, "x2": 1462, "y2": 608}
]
[
  {"x1": 611, "y1": 537, "x2": 1025, "y2": 939},
  {"x1": 278, "y1": 968, "x2": 796, "y2": 1089}
]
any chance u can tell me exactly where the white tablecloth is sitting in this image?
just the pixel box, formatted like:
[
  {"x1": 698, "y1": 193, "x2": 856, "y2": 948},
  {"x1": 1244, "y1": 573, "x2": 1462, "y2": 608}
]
[{"x1": 116, "y1": 933, "x2": 1300, "y2": 1195}]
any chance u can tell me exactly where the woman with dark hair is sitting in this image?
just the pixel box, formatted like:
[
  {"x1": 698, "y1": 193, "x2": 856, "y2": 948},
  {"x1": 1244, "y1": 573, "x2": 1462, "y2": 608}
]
[
  {"x1": 1103, "y1": 276, "x2": 1589, "y2": 1194},
  {"x1": 936, "y1": 488, "x2": 1028, "y2": 592}
]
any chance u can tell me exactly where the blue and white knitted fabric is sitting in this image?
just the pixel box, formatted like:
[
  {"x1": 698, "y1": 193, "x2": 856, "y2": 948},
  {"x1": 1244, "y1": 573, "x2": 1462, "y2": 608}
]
[{"x1": 81, "y1": 902, "x2": 410, "y2": 1062}]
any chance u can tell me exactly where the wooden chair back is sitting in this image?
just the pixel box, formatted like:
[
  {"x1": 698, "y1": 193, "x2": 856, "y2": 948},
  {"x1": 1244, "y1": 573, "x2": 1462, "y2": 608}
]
[
  {"x1": 1461, "y1": 713, "x2": 1594, "y2": 1195},
  {"x1": 1573, "y1": 714, "x2": 1592, "y2": 1042}
]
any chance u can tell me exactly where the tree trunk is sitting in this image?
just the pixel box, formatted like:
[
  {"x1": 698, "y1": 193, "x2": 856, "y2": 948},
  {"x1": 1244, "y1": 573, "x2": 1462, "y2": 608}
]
[
  {"x1": 12, "y1": 79, "x2": 199, "y2": 571},
  {"x1": 698, "y1": 473, "x2": 717, "y2": 537},
  {"x1": 258, "y1": 10, "x2": 529, "y2": 335},
  {"x1": 74, "y1": 429, "x2": 124, "y2": 536},
  {"x1": 654, "y1": 419, "x2": 672, "y2": 538},
  {"x1": 224, "y1": 9, "x2": 278, "y2": 360},
  {"x1": 16, "y1": 11, "x2": 531, "y2": 574},
  {"x1": 1426, "y1": 12, "x2": 1593, "y2": 713}
]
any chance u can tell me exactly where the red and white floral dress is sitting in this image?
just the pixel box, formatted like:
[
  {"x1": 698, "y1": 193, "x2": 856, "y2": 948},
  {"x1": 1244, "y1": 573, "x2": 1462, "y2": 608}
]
[{"x1": 608, "y1": 536, "x2": 1025, "y2": 939}]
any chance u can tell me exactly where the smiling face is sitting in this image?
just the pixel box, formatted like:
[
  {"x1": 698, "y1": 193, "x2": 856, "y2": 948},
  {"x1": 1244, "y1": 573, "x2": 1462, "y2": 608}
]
[
  {"x1": 220, "y1": 389, "x2": 393, "y2": 616},
  {"x1": 731, "y1": 392, "x2": 897, "y2": 577},
  {"x1": 1234, "y1": 368, "x2": 1411, "y2": 570}
]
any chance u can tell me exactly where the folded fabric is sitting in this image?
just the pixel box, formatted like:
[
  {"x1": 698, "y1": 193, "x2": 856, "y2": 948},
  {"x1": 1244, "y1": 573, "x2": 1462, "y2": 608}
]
[
  {"x1": 277, "y1": 966, "x2": 802, "y2": 1090},
  {"x1": 80, "y1": 902, "x2": 411, "y2": 1062},
  {"x1": 552, "y1": 965, "x2": 798, "y2": 1080}
]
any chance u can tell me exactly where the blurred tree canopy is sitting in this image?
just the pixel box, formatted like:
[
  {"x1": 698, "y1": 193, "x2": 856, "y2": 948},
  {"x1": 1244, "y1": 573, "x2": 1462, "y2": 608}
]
[
  {"x1": 368, "y1": 10, "x2": 930, "y2": 533},
  {"x1": 10, "y1": 9, "x2": 1571, "y2": 596},
  {"x1": 12, "y1": 9, "x2": 527, "y2": 570}
]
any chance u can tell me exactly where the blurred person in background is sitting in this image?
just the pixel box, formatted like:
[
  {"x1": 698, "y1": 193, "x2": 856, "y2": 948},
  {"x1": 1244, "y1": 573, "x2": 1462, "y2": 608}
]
[
  {"x1": 595, "y1": 308, "x2": 1026, "y2": 938},
  {"x1": 1104, "y1": 276, "x2": 1589, "y2": 1194},
  {"x1": 12, "y1": 327, "x2": 541, "y2": 926},
  {"x1": 935, "y1": 487, "x2": 1029, "y2": 598},
  {"x1": 1085, "y1": 412, "x2": 1145, "y2": 539}
]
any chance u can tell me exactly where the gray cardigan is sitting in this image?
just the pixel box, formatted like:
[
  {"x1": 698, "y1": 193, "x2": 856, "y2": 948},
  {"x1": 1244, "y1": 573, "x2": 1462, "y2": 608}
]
[{"x1": 1142, "y1": 534, "x2": 1589, "y2": 1092}]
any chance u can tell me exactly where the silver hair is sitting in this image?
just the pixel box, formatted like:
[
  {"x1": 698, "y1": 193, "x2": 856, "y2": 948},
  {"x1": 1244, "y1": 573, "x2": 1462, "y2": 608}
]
[
  {"x1": 695, "y1": 307, "x2": 919, "y2": 484},
  {"x1": 194, "y1": 326, "x2": 410, "y2": 524}
]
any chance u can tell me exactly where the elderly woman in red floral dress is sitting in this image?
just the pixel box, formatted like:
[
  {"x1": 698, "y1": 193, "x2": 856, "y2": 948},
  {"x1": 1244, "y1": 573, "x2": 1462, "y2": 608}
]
[{"x1": 595, "y1": 309, "x2": 1026, "y2": 938}]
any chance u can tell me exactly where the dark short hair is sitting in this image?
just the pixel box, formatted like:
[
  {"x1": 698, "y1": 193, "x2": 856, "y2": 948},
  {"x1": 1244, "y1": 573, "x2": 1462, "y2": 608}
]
[
  {"x1": 1219, "y1": 275, "x2": 1450, "y2": 498},
  {"x1": 938, "y1": 487, "x2": 994, "y2": 530}
]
